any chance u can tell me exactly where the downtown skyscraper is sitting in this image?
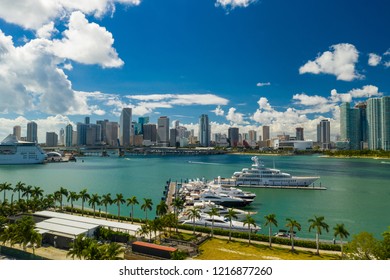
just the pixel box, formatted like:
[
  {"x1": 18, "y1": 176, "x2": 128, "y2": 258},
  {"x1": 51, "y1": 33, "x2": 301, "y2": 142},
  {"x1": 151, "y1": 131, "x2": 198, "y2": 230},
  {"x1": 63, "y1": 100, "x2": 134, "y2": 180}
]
[
  {"x1": 199, "y1": 114, "x2": 210, "y2": 147},
  {"x1": 27, "y1": 121, "x2": 38, "y2": 143},
  {"x1": 317, "y1": 119, "x2": 330, "y2": 149},
  {"x1": 367, "y1": 96, "x2": 390, "y2": 151},
  {"x1": 157, "y1": 116, "x2": 169, "y2": 146},
  {"x1": 340, "y1": 102, "x2": 367, "y2": 150},
  {"x1": 339, "y1": 96, "x2": 389, "y2": 151},
  {"x1": 120, "y1": 108, "x2": 132, "y2": 147}
]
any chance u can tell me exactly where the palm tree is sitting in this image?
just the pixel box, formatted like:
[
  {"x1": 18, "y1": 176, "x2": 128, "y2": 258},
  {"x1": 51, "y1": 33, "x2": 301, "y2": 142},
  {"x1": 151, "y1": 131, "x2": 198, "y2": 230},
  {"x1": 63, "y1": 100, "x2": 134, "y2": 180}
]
[
  {"x1": 185, "y1": 207, "x2": 201, "y2": 234},
  {"x1": 137, "y1": 223, "x2": 151, "y2": 242},
  {"x1": 171, "y1": 197, "x2": 184, "y2": 232},
  {"x1": 104, "y1": 242, "x2": 124, "y2": 260},
  {"x1": 285, "y1": 218, "x2": 301, "y2": 251},
  {"x1": 22, "y1": 185, "x2": 33, "y2": 202},
  {"x1": 43, "y1": 194, "x2": 56, "y2": 210},
  {"x1": 67, "y1": 191, "x2": 79, "y2": 215},
  {"x1": 0, "y1": 182, "x2": 13, "y2": 203},
  {"x1": 126, "y1": 196, "x2": 139, "y2": 223},
  {"x1": 29, "y1": 230, "x2": 42, "y2": 255},
  {"x1": 58, "y1": 187, "x2": 69, "y2": 211},
  {"x1": 67, "y1": 234, "x2": 88, "y2": 260},
  {"x1": 88, "y1": 193, "x2": 101, "y2": 217},
  {"x1": 79, "y1": 189, "x2": 90, "y2": 216},
  {"x1": 141, "y1": 198, "x2": 153, "y2": 222},
  {"x1": 101, "y1": 193, "x2": 112, "y2": 220},
  {"x1": 333, "y1": 223, "x2": 350, "y2": 258},
  {"x1": 243, "y1": 214, "x2": 256, "y2": 244},
  {"x1": 14, "y1": 181, "x2": 26, "y2": 202},
  {"x1": 224, "y1": 208, "x2": 238, "y2": 242},
  {"x1": 264, "y1": 213, "x2": 278, "y2": 247},
  {"x1": 162, "y1": 213, "x2": 176, "y2": 237},
  {"x1": 31, "y1": 186, "x2": 44, "y2": 200},
  {"x1": 113, "y1": 193, "x2": 125, "y2": 222},
  {"x1": 206, "y1": 206, "x2": 220, "y2": 238},
  {"x1": 149, "y1": 218, "x2": 163, "y2": 242},
  {"x1": 54, "y1": 191, "x2": 62, "y2": 210},
  {"x1": 156, "y1": 200, "x2": 168, "y2": 217},
  {"x1": 308, "y1": 215, "x2": 329, "y2": 255}
]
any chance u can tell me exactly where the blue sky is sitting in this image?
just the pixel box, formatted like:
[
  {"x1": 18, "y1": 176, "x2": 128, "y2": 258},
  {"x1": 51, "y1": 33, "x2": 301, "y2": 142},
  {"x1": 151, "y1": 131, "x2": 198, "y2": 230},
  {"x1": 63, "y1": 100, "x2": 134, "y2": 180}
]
[{"x1": 0, "y1": 0, "x2": 389, "y2": 141}]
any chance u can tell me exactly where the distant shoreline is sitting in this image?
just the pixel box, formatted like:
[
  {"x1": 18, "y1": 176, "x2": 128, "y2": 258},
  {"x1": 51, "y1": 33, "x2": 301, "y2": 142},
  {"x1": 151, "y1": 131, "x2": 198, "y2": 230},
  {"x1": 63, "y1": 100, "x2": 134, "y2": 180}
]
[
  {"x1": 228, "y1": 152, "x2": 390, "y2": 160},
  {"x1": 319, "y1": 155, "x2": 390, "y2": 160}
]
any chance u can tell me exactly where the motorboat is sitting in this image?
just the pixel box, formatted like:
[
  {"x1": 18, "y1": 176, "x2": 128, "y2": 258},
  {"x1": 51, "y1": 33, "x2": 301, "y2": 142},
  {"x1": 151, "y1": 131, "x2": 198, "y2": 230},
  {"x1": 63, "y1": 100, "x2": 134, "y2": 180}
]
[{"x1": 195, "y1": 191, "x2": 253, "y2": 207}]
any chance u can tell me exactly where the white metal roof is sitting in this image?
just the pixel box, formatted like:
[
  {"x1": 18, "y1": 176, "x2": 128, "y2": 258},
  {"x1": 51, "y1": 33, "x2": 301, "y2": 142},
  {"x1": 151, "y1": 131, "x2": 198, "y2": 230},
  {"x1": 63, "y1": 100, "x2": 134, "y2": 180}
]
[
  {"x1": 43, "y1": 217, "x2": 98, "y2": 230},
  {"x1": 35, "y1": 210, "x2": 141, "y2": 233},
  {"x1": 36, "y1": 221, "x2": 88, "y2": 236}
]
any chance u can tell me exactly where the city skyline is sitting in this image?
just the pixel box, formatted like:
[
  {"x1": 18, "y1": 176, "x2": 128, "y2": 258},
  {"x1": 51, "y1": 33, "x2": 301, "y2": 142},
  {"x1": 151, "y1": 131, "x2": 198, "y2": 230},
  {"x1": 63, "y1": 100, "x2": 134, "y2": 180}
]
[{"x1": 0, "y1": 1, "x2": 389, "y2": 142}]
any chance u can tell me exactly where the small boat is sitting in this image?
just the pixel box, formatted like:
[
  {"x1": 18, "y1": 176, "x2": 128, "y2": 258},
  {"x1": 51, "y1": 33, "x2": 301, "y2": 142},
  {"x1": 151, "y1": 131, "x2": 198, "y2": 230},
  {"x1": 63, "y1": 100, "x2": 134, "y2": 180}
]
[
  {"x1": 208, "y1": 183, "x2": 256, "y2": 200},
  {"x1": 274, "y1": 229, "x2": 296, "y2": 238}
]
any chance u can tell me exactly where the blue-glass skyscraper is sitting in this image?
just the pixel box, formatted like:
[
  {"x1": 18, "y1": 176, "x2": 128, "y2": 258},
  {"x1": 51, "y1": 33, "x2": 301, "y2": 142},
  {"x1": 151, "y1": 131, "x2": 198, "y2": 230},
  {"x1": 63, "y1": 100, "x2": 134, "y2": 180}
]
[
  {"x1": 340, "y1": 102, "x2": 367, "y2": 150},
  {"x1": 367, "y1": 96, "x2": 390, "y2": 151},
  {"x1": 199, "y1": 114, "x2": 210, "y2": 147}
]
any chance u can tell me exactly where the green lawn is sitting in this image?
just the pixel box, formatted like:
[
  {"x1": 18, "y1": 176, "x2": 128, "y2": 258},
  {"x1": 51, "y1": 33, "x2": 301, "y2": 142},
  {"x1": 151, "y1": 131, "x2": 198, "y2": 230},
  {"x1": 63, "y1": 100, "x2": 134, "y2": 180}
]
[{"x1": 195, "y1": 238, "x2": 340, "y2": 260}]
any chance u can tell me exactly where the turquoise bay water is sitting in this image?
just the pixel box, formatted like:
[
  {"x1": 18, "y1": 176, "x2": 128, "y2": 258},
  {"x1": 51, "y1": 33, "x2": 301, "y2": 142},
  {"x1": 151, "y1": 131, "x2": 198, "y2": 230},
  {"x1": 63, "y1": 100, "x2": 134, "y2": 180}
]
[{"x1": 1, "y1": 154, "x2": 389, "y2": 240}]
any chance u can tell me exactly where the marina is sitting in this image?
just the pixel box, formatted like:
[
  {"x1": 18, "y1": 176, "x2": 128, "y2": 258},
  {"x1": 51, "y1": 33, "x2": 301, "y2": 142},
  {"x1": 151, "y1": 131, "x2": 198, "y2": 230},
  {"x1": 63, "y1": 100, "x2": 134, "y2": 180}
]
[{"x1": 0, "y1": 154, "x2": 389, "y2": 239}]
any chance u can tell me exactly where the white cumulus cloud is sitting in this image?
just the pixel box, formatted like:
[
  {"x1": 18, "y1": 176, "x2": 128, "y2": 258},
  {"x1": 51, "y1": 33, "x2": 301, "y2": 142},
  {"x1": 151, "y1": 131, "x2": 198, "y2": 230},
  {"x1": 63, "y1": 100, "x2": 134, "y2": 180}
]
[
  {"x1": 212, "y1": 105, "x2": 225, "y2": 116},
  {"x1": 368, "y1": 53, "x2": 382, "y2": 66},
  {"x1": 226, "y1": 107, "x2": 248, "y2": 125},
  {"x1": 0, "y1": 0, "x2": 141, "y2": 30},
  {"x1": 51, "y1": 11, "x2": 124, "y2": 68},
  {"x1": 299, "y1": 43, "x2": 362, "y2": 81}
]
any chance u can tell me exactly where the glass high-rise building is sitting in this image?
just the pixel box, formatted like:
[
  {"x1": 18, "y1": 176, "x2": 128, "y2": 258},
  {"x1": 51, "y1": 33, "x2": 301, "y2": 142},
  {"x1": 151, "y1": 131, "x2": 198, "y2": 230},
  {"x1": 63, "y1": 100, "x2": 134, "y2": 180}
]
[
  {"x1": 199, "y1": 114, "x2": 210, "y2": 147},
  {"x1": 157, "y1": 116, "x2": 170, "y2": 146},
  {"x1": 120, "y1": 108, "x2": 132, "y2": 146},
  {"x1": 138, "y1": 117, "x2": 149, "y2": 135},
  {"x1": 65, "y1": 124, "x2": 73, "y2": 147},
  {"x1": 143, "y1": 124, "x2": 157, "y2": 142},
  {"x1": 295, "y1": 127, "x2": 304, "y2": 141},
  {"x1": 228, "y1": 127, "x2": 239, "y2": 147},
  {"x1": 318, "y1": 119, "x2": 330, "y2": 149},
  {"x1": 367, "y1": 96, "x2": 390, "y2": 151},
  {"x1": 340, "y1": 102, "x2": 367, "y2": 150}
]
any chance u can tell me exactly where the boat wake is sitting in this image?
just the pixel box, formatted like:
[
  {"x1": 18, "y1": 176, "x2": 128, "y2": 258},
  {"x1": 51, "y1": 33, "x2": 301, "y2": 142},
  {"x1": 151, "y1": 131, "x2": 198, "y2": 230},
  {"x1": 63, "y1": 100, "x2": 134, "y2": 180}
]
[{"x1": 187, "y1": 161, "x2": 222, "y2": 165}]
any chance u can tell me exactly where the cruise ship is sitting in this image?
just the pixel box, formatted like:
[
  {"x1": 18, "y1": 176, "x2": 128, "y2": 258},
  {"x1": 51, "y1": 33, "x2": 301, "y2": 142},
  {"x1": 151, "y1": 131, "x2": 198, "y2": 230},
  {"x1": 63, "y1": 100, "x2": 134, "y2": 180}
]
[
  {"x1": 215, "y1": 156, "x2": 320, "y2": 188},
  {"x1": 0, "y1": 135, "x2": 46, "y2": 165}
]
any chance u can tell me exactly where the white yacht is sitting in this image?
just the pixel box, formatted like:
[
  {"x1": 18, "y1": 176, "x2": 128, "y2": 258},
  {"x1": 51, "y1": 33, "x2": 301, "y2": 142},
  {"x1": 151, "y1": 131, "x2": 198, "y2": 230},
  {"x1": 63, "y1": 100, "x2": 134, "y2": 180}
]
[
  {"x1": 0, "y1": 135, "x2": 46, "y2": 165},
  {"x1": 191, "y1": 201, "x2": 256, "y2": 221},
  {"x1": 195, "y1": 191, "x2": 252, "y2": 207},
  {"x1": 216, "y1": 156, "x2": 319, "y2": 188},
  {"x1": 181, "y1": 213, "x2": 260, "y2": 233},
  {"x1": 208, "y1": 183, "x2": 256, "y2": 200}
]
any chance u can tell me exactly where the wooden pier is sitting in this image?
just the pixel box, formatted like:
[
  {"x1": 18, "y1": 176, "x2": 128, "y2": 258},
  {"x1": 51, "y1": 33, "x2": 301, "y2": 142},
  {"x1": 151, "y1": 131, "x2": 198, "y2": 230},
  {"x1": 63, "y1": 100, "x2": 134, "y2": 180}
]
[{"x1": 165, "y1": 181, "x2": 178, "y2": 213}]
